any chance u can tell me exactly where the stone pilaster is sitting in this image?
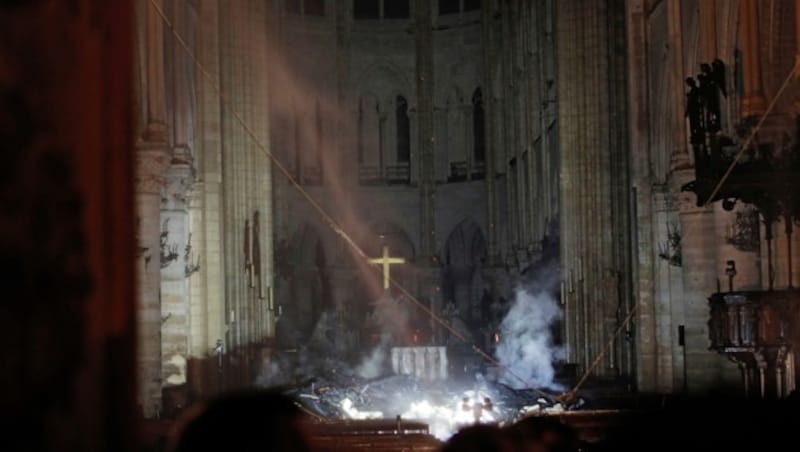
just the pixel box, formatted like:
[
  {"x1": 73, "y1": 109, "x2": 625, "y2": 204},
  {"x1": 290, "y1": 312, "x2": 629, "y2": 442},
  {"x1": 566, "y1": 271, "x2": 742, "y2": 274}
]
[
  {"x1": 673, "y1": 169, "x2": 739, "y2": 393},
  {"x1": 217, "y1": 0, "x2": 274, "y2": 388},
  {"x1": 740, "y1": 0, "x2": 767, "y2": 117},
  {"x1": 188, "y1": 0, "x2": 224, "y2": 398},
  {"x1": 336, "y1": 0, "x2": 356, "y2": 189},
  {"x1": 415, "y1": 0, "x2": 436, "y2": 260},
  {"x1": 667, "y1": 0, "x2": 690, "y2": 170},
  {"x1": 481, "y1": 1, "x2": 499, "y2": 262},
  {"x1": 134, "y1": 0, "x2": 171, "y2": 419},
  {"x1": 626, "y1": 0, "x2": 658, "y2": 392},
  {"x1": 557, "y1": 0, "x2": 632, "y2": 378},
  {"x1": 135, "y1": 146, "x2": 169, "y2": 418},
  {"x1": 160, "y1": 154, "x2": 194, "y2": 388},
  {"x1": 698, "y1": 0, "x2": 719, "y2": 62},
  {"x1": 143, "y1": 0, "x2": 169, "y2": 144}
]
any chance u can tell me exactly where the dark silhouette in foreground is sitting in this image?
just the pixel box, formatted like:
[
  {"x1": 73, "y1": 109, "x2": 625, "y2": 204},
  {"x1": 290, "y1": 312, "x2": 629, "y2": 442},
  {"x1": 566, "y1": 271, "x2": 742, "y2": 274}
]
[{"x1": 168, "y1": 390, "x2": 312, "y2": 452}]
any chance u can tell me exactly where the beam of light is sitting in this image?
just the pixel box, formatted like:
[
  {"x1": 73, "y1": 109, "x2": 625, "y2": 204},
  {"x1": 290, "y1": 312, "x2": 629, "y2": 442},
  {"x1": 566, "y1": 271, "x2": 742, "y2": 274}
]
[{"x1": 149, "y1": 0, "x2": 557, "y2": 396}]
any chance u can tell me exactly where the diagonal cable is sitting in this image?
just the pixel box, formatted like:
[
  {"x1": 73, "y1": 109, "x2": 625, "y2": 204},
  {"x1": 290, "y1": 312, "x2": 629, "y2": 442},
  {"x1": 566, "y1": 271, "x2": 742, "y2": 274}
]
[
  {"x1": 148, "y1": 0, "x2": 554, "y2": 398},
  {"x1": 703, "y1": 61, "x2": 800, "y2": 206}
]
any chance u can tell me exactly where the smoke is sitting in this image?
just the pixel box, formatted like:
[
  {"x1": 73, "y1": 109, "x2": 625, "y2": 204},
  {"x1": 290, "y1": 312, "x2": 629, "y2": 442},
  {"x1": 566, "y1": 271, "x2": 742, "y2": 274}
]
[
  {"x1": 355, "y1": 292, "x2": 410, "y2": 378},
  {"x1": 355, "y1": 336, "x2": 389, "y2": 379},
  {"x1": 494, "y1": 286, "x2": 564, "y2": 390}
]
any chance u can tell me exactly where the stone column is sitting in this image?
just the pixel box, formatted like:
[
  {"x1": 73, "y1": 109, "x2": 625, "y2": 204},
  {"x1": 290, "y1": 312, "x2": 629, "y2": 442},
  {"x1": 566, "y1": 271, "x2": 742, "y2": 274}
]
[
  {"x1": 135, "y1": 0, "x2": 170, "y2": 418},
  {"x1": 667, "y1": 0, "x2": 690, "y2": 170},
  {"x1": 557, "y1": 0, "x2": 631, "y2": 377},
  {"x1": 796, "y1": 0, "x2": 800, "y2": 72},
  {"x1": 415, "y1": 0, "x2": 436, "y2": 260},
  {"x1": 189, "y1": 0, "x2": 225, "y2": 398},
  {"x1": 480, "y1": 2, "x2": 499, "y2": 263},
  {"x1": 740, "y1": 0, "x2": 766, "y2": 117},
  {"x1": 135, "y1": 148, "x2": 169, "y2": 418},
  {"x1": 626, "y1": 0, "x2": 659, "y2": 392},
  {"x1": 336, "y1": 0, "x2": 356, "y2": 188},
  {"x1": 674, "y1": 171, "x2": 738, "y2": 392},
  {"x1": 143, "y1": 0, "x2": 169, "y2": 143},
  {"x1": 698, "y1": 0, "x2": 718, "y2": 62},
  {"x1": 160, "y1": 155, "x2": 194, "y2": 389}
]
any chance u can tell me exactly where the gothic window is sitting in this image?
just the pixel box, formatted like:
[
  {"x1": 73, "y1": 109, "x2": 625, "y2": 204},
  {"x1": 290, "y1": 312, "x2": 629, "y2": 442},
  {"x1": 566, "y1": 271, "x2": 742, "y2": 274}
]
[
  {"x1": 358, "y1": 95, "x2": 381, "y2": 184},
  {"x1": 439, "y1": 0, "x2": 460, "y2": 15},
  {"x1": 354, "y1": 0, "x2": 379, "y2": 19},
  {"x1": 305, "y1": 0, "x2": 324, "y2": 16},
  {"x1": 472, "y1": 87, "x2": 485, "y2": 163},
  {"x1": 384, "y1": 0, "x2": 410, "y2": 19},
  {"x1": 396, "y1": 95, "x2": 410, "y2": 163}
]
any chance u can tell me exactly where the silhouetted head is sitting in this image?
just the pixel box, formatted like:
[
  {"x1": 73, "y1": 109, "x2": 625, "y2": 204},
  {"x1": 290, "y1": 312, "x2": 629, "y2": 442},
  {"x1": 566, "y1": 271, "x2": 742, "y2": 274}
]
[
  {"x1": 701, "y1": 63, "x2": 712, "y2": 74},
  {"x1": 168, "y1": 390, "x2": 312, "y2": 452},
  {"x1": 442, "y1": 424, "x2": 513, "y2": 452},
  {"x1": 507, "y1": 416, "x2": 579, "y2": 452},
  {"x1": 685, "y1": 77, "x2": 696, "y2": 87}
]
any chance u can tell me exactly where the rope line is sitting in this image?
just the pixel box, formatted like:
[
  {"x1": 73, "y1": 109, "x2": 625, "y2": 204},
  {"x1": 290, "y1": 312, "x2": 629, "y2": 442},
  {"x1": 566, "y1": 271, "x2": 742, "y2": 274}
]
[{"x1": 703, "y1": 60, "x2": 800, "y2": 206}]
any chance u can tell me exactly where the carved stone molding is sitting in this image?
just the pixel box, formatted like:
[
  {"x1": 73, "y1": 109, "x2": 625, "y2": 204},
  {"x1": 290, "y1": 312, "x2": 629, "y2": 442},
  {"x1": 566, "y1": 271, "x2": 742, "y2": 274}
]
[
  {"x1": 162, "y1": 151, "x2": 194, "y2": 211},
  {"x1": 135, "y1": 146, "x2": 170, "y2": 194}
]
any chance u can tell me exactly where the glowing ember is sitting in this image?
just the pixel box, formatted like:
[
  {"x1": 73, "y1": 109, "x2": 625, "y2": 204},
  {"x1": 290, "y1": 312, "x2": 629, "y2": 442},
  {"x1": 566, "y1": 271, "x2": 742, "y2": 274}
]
[
  {"x1": 340, "y1": 398, "x2": 384, "y2": 420},
  {"x1": 402, "y1": 390, "x2": 498, "y2": 440}
]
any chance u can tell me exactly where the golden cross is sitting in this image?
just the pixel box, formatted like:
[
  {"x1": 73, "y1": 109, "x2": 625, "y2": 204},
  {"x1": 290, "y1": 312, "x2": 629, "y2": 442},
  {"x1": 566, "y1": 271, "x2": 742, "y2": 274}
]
[{"x1": 368, "y1": 245, "x2": 405, "y2": 290}]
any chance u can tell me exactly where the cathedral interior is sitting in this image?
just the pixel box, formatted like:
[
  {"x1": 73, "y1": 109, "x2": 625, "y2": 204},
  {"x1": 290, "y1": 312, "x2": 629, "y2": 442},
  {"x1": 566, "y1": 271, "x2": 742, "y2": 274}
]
[{"x1": 4, "y1": 0, "x2": 800, "y2": 451}]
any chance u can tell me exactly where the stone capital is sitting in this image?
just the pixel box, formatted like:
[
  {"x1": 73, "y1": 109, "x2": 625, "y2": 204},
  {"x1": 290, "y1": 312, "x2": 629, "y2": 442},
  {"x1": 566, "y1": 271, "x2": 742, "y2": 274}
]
[
  {"x1": 135, "y1": 145, "x2": 170, "y2": 195},
  {"x1": 162, "y1": 163, "x2": 194, "y2": 211}
]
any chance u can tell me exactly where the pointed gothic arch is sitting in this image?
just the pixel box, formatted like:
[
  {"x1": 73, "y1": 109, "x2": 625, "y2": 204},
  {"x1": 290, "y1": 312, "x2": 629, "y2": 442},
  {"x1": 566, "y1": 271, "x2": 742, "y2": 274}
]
[
  {"x1": 277, "y1": 224, "x2": 331, "y2": 346},
  {"x1": 441, "y1": 219, "x2": 488, "y2": 328}
]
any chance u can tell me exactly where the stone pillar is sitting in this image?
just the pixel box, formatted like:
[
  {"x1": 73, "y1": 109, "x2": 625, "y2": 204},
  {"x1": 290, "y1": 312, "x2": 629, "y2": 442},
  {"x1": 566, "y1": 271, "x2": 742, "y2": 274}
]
[
  {"x1": 135, "y1": 0, "x2": 170, "y2": 418},
  {"x1": 143, "y1": 0, "x2": 169, "y2": 143},
  {"x1": 160, "y1": 155, "x2": 194, "y2": 390},
  {"x1": 169, "y1": 0, "x2": 196, "y2": 158},
  {"x1": 740, "y1": 0, "x2": 766, "y2": 117},
  {"x1": 188, "y1": 0, "x2": 225, "y2": 398},
  {"x1": 415, "y1": 0, "x2": 436, "y2": 260},
  {"x1": 793, "y1": 0, "x2": 800, "y2": 113},
  {"x1": 217, "y1": 0, "x2": 273, "y2": 389},
  {"x1": 698, "y1": 0, "x2": 718, "y2": 62},
  {"x1": 557, "y1": 0, "x2": 631, "y2": 377},
  {"x1": 135, "y1": 148, "x2": 169, "y2": 418},
  {"x1": 626, "y1": 0, "x2": 659, "y2": 392},
  {"x1": 667, "y1": 0, "x2": 690, "y2": 170},
  {"x1": 674, "y1": 171, "x2": 738, "y2": 392},
  {"x1": 336, "y1": 0, "x2": 356, "y2": 188}
]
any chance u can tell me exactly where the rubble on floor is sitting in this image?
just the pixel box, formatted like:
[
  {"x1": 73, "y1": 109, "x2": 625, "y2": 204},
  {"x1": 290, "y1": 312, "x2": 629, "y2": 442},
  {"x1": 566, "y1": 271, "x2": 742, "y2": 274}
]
[{"x1": 271, "y1": 367, "x2": 586, "y2": 440}]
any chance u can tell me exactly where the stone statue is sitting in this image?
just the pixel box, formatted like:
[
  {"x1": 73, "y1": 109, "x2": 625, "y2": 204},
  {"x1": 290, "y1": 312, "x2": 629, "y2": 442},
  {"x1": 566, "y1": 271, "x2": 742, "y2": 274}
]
[
  {"x1": 699, "y1": 60, "x2": 726, "y2": 133},
  {"x1": 685, "y1": 77, "x2": 704, "y2": 145}
]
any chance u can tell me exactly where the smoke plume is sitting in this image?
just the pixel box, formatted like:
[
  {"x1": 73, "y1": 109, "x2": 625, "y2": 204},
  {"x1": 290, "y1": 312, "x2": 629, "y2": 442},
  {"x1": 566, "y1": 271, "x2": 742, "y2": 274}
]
[
  {"x1": 355, "y1": 336, "x2": 389, "y2": 379},
  {"x1": 355, "y1": 293, "x2": 410, "y2": 378},
  {"x1": 495, "y1": 286, "x2": 563, "y2": 390}
]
